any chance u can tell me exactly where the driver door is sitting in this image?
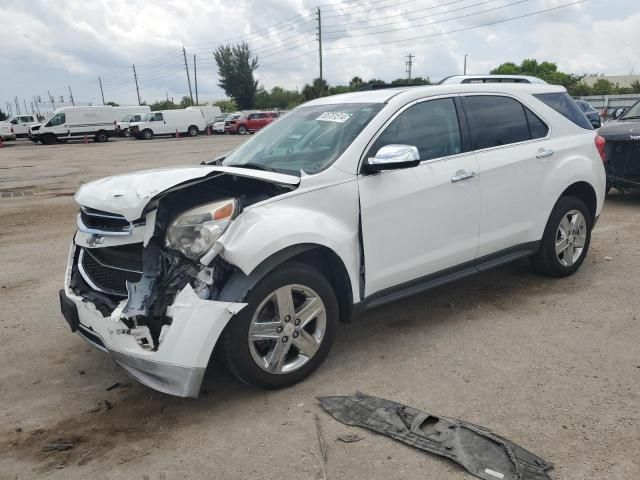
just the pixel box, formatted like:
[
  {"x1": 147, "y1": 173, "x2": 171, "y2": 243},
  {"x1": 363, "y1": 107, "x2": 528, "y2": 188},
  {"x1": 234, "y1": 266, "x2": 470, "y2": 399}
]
[{"x1": 358, "y1": 97, "x2": 481, "y2": 297}]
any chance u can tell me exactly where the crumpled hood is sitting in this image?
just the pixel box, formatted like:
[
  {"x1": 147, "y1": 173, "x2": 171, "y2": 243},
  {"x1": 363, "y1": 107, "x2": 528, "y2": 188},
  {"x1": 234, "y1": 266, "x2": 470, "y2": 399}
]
[
  {"x1": 599, "y1": 120, "x2": 640, "y2": 141},
  {"x1": 75, "y1": 165, "x2": 300, "y2": 221}
]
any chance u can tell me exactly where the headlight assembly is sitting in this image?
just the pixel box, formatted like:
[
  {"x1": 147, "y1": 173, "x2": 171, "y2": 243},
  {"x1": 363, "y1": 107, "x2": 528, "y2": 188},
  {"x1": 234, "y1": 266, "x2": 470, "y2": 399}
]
[{"x1": 165, "y1": 199, "x2": 237, "y2": 259}]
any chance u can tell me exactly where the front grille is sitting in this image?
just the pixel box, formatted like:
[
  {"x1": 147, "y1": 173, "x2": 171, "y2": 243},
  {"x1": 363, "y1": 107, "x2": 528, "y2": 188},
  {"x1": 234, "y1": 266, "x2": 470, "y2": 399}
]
[
  {"x1": 79, "y1": 246, "x2": 143, "y2": 296},
  {"x1": 79, "y1": 206, "x2": 136, "y2": 234},
  {"x1": 607, "y1": 141, "x2": 640, "y2": 177}
]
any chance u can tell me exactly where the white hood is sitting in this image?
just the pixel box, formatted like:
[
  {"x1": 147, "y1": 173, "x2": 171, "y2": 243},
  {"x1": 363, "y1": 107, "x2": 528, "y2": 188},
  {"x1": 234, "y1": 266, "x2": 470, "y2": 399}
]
[{"x1": 75, "y1": 165, "x2": 300, "y2": 221}]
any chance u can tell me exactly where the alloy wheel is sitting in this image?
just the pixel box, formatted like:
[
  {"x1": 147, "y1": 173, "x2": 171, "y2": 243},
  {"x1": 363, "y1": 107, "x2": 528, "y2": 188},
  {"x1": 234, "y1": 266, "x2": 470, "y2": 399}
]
[
  {"x1": 555, "y1": 209, "x2": 587, "y2": 267},
  {"x1": 248, "y1": 284, "x2": 326, "y2": 374}
]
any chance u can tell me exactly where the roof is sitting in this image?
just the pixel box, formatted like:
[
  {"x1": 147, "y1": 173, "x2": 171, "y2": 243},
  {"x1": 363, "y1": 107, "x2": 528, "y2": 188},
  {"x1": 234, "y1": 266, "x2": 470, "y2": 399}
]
[{"x1": 302, "y1": 83, "x2": 566, "y2": 107}]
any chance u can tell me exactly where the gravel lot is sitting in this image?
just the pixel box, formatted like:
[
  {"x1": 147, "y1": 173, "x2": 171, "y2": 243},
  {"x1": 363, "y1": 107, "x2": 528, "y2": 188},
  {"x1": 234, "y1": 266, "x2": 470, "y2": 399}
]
[{"x1": 0, "y1": 136, "x2": 638, "y2": 479}]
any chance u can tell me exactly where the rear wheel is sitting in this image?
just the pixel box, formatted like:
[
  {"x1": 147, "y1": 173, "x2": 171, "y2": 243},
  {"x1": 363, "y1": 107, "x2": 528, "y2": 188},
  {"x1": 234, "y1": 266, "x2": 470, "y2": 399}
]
[
  {"x1": 530, "y1": 196, "x2": 592, "y2": 277},
  {"x1": 94, "y1": 130, "x2": 108, "y2": 143},
  {"x1": 142, "y1": 129, "x2": 153, "y2": 140},
  {"x1": 187, "y1": 125, "x2": 199, "y2": 137},
  {"x1": 222, "y1": 262, "x2": 338, "y2": 389}
]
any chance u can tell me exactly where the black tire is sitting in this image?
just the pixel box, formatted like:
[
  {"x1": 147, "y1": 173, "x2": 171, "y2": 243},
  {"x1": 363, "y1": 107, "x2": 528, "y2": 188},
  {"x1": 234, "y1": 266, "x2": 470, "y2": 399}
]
[
  {"x1": 238, "y1": 125, "x2": 247, "y2": 135},
  {"x1": 94, "y1": 130, "x2": 108, "y2": 143},
  {"x1": 187, "y1": 125, "x2": 199, "y2": 137},
  {"x1": 42, "y1": 133, "x2": 56, "y2": 145},
  {"x1": 123, "y1": 129, "x2": 131, "y2": 138},
  {"x1": 530, "y1": 196, "x2": 593, "y2": 277},
  {"x1": 605, "y1": 178, "x2": 612, "y2": 196},
  {"x1": 142, "y1": 129, "x2": 153, "y2": 140},
  {"x1": 222, "y1": 262, "x2": 339, "y2": 389}
]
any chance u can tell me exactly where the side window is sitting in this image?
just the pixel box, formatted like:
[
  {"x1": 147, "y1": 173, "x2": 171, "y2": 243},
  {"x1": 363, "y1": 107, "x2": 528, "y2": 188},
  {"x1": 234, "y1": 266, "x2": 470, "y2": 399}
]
[
  {"x1": 462, "y1": 96, "x2": 532, "y2": 150},
  {"x1": 524, "y1": 108, "x2": 548, "y2": 139},
  {"x1": 248, "y1": 114, "x2": 257, "y2": 120},
  {"x1": 152, "y1": 113, "x2": 163, "y2": 121},
  {"x1": 47, "y1": 113, "x2": 66, "y2": 127},
  {"x1": 369, "y1": 98, "x2": 462, "y2": 161},
  {"x1": 534, "y1": 92, "x2": 593, "y2": 130}
]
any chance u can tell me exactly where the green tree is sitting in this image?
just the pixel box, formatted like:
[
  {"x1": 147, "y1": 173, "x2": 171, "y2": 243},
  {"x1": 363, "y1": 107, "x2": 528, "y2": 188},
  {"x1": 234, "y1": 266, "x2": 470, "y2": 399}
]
[
  {"x1": 105, "y1": 101, "x2": 119, "y2": 107},
  {"x1": 348, "y1": 76, "x2": 364, "y2": 91},
  {"x1": 255, "y1": 86, "x2": 302, "y2": 110},
  {"x1": 571, "y1": 82, "x2": 592, "y2": 97},
  {"x1": 491, "y1": 59, "x2": 582, "y2": 94},
  {"x1": 214, "y1": 42, "x2": 259, "y2": 110},
  {"x1": 302, "y1": 78, "x2": 329, "y2": 101},
  {"x1": 591, "y1": 79, "x2": 614, "y2": 95},
  {"x1": 179, "y1": 96, "x2": 193, "y2": 108},
  {"x1": 213, "y1": 99, "x2": 238, "y2": 112},
  {"x1": 0, "y1": 108, "x2": 7, "y2": 121},
  {"x1": 149, "y1": 99, "x2": 177, "y2": 111},
  {"x1": 630, "y1": 80, "x2": 640, "y2": 94}
]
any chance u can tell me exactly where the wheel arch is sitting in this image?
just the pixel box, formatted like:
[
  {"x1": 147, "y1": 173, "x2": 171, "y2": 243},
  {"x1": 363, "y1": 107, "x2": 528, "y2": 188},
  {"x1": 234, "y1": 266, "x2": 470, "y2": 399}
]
[
  {"x1": 559, "y1": 181, "x2": 597, "y2": 222},
  {"x1": 217, "y1": 243, "x2": 354, "y2": 323}
]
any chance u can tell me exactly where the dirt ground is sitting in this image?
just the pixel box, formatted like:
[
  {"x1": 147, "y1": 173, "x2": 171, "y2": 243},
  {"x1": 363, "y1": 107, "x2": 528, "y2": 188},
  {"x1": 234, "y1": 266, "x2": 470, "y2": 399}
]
[{"x1": 0, "y1": 136, "x2": 638, "y2": 480}]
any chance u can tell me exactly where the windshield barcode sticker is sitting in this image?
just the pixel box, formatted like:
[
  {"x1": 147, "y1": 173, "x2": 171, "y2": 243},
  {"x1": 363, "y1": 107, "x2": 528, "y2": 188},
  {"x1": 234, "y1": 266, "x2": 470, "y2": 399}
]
[{"x1": 317, "y1": 112, "x2": 353, "y2": 123}]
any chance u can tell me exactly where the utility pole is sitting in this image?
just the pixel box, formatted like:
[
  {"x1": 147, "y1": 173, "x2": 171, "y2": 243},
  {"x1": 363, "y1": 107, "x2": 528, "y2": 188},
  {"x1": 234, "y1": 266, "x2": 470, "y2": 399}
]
[
  {"x1": 464, "y1": 54, "x2": 468, "y2": 75},
  {"x1": 98, "y1": 77, "x2": 106, "y2": 105},
  {"x1": 23, "y1": 99, "x2": 28, "y2": 115},
  {"x1": 405, "y1": 54, "x2": 415, "y2": 80},
  {"x1": 316, "y1": 7, "x2": 323, "y2": 92},
  {"x1": 33, "y1": 97, "x2": 41, "y2": 117},
  {"x1": 183, "y1": 47, "x2": 194, "y2": 106},
  {"x1": 47, "y1": 90, "x2": 55, "y2": 110},
  {"x1": 132, "y1": 64, "x2": 141, "y2": 105},
  {"x1": 15, "y1": 97, "x2": 20, "y2": 115},
  {"x1": 193, "y1": 54, "x2": 198, "y2": 105},
  {"x1": 68, "y1": 86, "x2": 75, "y2": 106}
]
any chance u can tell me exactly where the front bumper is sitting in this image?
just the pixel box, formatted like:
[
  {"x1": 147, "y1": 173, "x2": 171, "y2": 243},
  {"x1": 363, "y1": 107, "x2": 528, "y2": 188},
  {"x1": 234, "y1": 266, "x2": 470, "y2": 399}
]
[{"x1": 61, "y1": 244, "x2": 246, "y2": 397}]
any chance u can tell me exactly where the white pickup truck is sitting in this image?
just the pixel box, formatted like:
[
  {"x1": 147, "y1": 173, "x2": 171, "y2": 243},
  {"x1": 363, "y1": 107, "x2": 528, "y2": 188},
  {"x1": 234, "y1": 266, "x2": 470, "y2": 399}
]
[{"x1": 0, "y1": 114, "x2": 39, "y2": 140}]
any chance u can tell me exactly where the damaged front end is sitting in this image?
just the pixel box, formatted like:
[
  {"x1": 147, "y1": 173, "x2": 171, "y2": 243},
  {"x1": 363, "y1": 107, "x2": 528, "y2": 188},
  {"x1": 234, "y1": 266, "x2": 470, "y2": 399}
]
[{"x1": 60, "y1": 166, "x2": 299, "y2": 397}]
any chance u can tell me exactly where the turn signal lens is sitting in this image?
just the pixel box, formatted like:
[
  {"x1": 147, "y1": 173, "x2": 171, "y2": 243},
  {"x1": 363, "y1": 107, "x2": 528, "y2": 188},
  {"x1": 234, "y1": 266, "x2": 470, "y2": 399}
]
[{"x1": 595, "y1": 135, "x2": 606, "y2": 163}]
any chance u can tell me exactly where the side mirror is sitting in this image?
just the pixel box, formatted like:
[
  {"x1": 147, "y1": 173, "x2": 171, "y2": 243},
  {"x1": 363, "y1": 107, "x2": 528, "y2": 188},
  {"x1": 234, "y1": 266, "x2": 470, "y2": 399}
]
[
  {"x1": 10, "y1": 119, "x2": 18, "y2": 124},
  {"x1": 365, "y1": 144, "x2": 420, "y2": 172},
  {"x1": 611, "y1": 108, "x2": 624, "y2": 120}
]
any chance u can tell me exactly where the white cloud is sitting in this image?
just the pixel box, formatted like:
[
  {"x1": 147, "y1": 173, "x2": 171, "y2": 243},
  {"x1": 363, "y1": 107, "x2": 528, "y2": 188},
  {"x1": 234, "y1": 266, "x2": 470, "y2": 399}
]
[{"x1": 0, "y1": 0, "x2": 638, "y2": 110}]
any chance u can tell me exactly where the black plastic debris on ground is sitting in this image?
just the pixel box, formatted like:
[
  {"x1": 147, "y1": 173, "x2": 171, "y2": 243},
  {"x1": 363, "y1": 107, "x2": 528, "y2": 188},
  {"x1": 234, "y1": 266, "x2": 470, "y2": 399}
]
[{"x1": 318, "y1": 392, "x2": 553, "y2": 480}]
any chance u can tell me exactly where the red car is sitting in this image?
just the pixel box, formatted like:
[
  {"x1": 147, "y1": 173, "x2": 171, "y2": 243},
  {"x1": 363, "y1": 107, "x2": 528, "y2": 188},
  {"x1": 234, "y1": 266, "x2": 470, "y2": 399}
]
[{"x1": 226, "y1": 111, "x2": 279, "y2": 134}]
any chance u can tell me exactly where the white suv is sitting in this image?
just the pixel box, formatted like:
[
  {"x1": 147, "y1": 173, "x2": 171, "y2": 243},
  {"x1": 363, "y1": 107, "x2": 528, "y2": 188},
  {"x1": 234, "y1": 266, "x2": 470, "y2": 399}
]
[{"x1": 60, "y1": 83, "x2": 606, "y2": 397}]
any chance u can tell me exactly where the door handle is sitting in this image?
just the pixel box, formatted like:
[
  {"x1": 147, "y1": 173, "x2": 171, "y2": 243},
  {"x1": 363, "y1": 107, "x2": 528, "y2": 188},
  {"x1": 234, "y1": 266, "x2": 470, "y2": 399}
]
[
  {"x1": 451, "y1": 170, "x2": 475, "y2": 183},
  {"x1": 536, "y1": 148, "x2": 554, "y2": 159}
]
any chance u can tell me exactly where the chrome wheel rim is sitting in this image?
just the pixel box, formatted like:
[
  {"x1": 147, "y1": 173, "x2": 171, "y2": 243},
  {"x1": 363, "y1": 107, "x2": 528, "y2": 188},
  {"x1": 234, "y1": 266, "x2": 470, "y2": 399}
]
[
  {"x1": 248, "y1": 284, "x2": 326, "y2": 374},
  {"x1": 556, "y1": 209, "x2": 587, "y2": 267}
]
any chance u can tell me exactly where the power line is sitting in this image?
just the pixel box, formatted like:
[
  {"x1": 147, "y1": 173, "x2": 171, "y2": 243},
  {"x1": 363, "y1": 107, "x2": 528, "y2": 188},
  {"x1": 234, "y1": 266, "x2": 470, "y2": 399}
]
[
  {"x1": 323, "y1": 0, "x2": 532, "y2": 39},
  {"x1": 323, "y1": 0, "x2": 506, "y2": 33},
  {"x1": 324, "y1": 0, "x2": 587, "y2": 50}
]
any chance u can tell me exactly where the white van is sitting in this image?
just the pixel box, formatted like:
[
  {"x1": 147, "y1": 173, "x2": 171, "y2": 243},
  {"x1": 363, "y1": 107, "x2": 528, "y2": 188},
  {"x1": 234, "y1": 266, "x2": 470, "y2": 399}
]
[
  {"x1": 130, "y1": 109, "x2": 206, "y2": 140},
  {"x1": 115, "y1": 106, "x2": 152, "y2": 137},
  {"x1": 186, "y1": 105, "x2": 222, "y2": 126},
  {"x1": 30, "y1": 106, "x2": 117, "y2": 144},
  {"x1": 1, "y1": 114, "x2": 39, "y2": 139}
]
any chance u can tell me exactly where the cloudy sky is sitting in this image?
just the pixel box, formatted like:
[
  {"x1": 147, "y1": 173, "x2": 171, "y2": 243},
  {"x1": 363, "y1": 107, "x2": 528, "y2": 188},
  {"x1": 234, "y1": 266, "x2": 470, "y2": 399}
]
[{"x1": 0, "y1": 0, "x2": 638, "y2": 113}]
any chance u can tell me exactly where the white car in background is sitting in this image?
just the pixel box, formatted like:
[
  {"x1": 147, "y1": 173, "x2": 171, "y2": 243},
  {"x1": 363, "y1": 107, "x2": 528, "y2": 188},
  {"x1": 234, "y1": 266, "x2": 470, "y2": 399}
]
[
  {"x1": 60, "y1": 82, "x2": 605, "y2": 397},
  {"x1": 1, "y1": 114, "x2": 39, "y2": 140},
  {"x1": 210, "y1": 114, "x2": 228, "y2": 133}
]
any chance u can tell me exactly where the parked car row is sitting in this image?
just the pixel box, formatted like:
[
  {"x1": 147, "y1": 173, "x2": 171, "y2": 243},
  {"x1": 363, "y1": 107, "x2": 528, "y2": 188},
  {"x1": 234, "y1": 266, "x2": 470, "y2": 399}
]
[
  {"x1": 0, "y1": 114, "x2": 39, "y2": 141},
  {"x1": 224, "y1": 111, "x2": 281, "y2": 134}
]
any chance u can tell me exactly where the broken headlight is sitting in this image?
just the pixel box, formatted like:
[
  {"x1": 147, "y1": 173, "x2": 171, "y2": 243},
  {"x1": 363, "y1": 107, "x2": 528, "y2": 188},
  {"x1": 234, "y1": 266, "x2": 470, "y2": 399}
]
[{"x1": 165, "y1": 199, "x2": 236, "y2": 259}]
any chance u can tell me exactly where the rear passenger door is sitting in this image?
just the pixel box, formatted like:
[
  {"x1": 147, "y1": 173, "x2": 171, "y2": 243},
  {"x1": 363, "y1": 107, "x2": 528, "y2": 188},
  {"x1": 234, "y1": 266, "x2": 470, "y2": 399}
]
[
  {"x1": 460, "y1": 94, "x2": 550, "y2": 257},
  {"x1": 359, "y1": 97, "x2": 481, "y2": 296}
]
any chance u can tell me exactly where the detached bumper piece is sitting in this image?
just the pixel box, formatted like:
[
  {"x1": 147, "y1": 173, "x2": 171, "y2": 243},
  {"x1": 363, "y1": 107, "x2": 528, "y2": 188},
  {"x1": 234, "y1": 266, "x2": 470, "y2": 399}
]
[{"x1": 318, "y1": 392, "x2": 553, "y2": 480}]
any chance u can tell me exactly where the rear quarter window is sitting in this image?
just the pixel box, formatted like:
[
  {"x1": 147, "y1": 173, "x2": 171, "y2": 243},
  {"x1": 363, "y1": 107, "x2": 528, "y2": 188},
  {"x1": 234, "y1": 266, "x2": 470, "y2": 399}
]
[{"x1": 534, "y1": 92, "x2": 593, "y2": 130}]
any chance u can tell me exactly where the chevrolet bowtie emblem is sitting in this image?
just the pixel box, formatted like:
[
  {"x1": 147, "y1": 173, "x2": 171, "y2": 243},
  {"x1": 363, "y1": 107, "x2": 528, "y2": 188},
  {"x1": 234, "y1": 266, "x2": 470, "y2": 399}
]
[{"x1": 86, "y1": 234, "x2": 104, "y2": 247}]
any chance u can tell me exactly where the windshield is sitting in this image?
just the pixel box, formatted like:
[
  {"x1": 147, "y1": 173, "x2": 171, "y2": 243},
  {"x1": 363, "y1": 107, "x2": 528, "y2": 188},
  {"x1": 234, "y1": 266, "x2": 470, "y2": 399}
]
[
  {"x1": 222, "y1": 103, "x2": 383, "y2": 175},
  {"x1": 621, "y1": 100, "x2": 640, "y2": 120}
]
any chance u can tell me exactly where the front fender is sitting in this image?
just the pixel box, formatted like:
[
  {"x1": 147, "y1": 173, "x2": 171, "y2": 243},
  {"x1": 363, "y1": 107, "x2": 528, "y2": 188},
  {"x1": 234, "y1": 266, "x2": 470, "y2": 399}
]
[{"x1": 219, "y1": 180, "x2": 362, "y2": 302}]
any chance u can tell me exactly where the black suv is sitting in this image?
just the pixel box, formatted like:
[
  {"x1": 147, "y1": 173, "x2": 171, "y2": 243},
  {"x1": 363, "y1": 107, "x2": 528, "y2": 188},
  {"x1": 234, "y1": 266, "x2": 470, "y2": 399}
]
[{"x1": 598, "y1": 99, "x2": 640, "y2": 193}]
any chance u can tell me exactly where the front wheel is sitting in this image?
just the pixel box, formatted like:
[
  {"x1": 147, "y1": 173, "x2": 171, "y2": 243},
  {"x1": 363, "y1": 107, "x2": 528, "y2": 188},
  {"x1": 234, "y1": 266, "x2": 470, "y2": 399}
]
[
  {"x1": 142, "y1": 129, "x2": 153, "y2": 140},
  {"x1": 530, "y1": 196, "x2": 592, "y2": 277},
  {"x1": 123, "y1": 129, "x2": 131, "y2": 138},
  {"x1": 237, "y1": 125, "x2": 247, "y2": 135},
  {"x1": 222, "y1": 263, "x2": 338, "y2": 389}
]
